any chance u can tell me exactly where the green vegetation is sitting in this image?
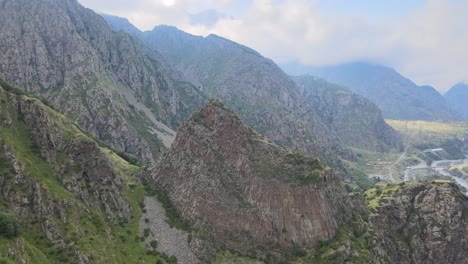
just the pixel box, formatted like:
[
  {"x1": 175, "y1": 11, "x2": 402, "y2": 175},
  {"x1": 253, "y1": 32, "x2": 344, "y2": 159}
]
[
  {"x1": 0, "y1": 90, "x2": 175, "y2": 263},
  {"x1": 0, "y1": 209, "x2": 20, "y2": 238},
  {"x1": 387, "y1": 119, "x2": 468, "y2": 146},
  {"x1": 364, "y1": 184, "x2": 401, "y2": 210},
  {"x1": 284, "y1": 152, "x2": 325, "y2": 185},
  {"x1": 304, "y1": 213, "x2": 373, "y2": 264}
]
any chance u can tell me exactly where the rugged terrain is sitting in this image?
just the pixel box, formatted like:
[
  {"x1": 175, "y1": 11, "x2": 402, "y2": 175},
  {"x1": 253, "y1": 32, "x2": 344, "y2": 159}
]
[
  {"x1": 366, "y1": 181, "x2": 468, "y2": 263},
  {"x1": 147, "y1": 99, "x2": 354, "y2": 262},
  {"x1": 146, "y1": 100, "x2": 468, "y2": 263},
  {"x1": 104, "y1": 16, "x2": 402, "y2": 164},
  {"x1": 293, "y1": 75, "x2": 402, "y2": 152},
  {"x1": 282, "y1": 62, "x2": 456, "y2": 121},
  {"x1": 0, "y1": 1, "x2": 467, "y2": 263},
  {"x1": 0, "y1": 0, "x2": 206, "y2": 162},
  {"x1": 0, "y1": 85, "x2": 176, "y2": 263}
]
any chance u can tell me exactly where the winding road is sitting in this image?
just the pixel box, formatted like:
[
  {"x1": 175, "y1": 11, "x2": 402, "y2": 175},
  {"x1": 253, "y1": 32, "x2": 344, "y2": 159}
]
[{"x1": 403, "y1": 158, "x2": 468, "y2": 195}]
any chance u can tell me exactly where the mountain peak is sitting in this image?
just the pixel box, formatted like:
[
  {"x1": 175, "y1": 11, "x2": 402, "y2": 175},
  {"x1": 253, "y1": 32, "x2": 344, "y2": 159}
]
[{"x1": 148, "y1": 101, "x2": 351, "y2": 260}]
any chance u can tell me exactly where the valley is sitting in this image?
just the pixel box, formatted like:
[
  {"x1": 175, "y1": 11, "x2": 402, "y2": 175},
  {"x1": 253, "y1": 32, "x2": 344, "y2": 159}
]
[{"x1": 356, "y1": 119, "x2": 468, "y2": 194}]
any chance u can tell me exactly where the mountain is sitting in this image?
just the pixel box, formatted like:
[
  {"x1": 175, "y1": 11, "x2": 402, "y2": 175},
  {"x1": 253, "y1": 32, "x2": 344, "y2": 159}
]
[
  {"x1": 145, "y1": 99, "x2": 468, "y2": 263},
  {"x1": 0, "y1": 0, "x2": 207, "y2": 162},
  {"x1": 282, "y1": 62, "x2": 456, "y2": 121},
  {"x1": 142, "y1": 26, "x2": 344, "y2": 162},
  {"x1": 99, "y1": 14, "x2": 143, "y2": 39},
  {"x1": 293, "y1": 75, "x2": 402, "y2": 152},
  {"x1": 366, "y1": 181, "x2": 468, "y2": 263},
  {"x1": 146, "y1": 99, "x2": 357, "y2": 262},
  {"x1": 103, "y1": 17, "x2": 402, "y2": 161},
  {"x1": 445, "y1": 82, "x2": 468, "y2": 120},
  {"x1": 0, "y1": 84, "x2": 175, "y2": 263}
]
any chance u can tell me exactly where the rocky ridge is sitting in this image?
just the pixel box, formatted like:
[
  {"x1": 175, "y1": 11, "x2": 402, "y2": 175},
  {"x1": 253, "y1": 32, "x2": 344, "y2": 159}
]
[
  {"x1": 140, "y1": 25, "x2": 343, "y2": 167},
  {"x1": 0, "y1": 86, "x2": 171, "y2": 263},
  {"x1": 147, "y1": 99, "x2": 353, "y2": 262},
  {"x1": 0, "y1": 0, "x2": 206, "y2": 162},
  {"x1": 293, "y1": 75, "x2": 402, "y2": 152}
]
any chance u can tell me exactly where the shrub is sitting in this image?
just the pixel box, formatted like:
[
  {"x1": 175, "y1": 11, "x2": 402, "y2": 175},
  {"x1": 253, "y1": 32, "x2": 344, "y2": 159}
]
[
  {"x1": 150, "y1": 240, "x2": 158, "y2": 249},
  {"x1": 143, "y1": 228, "x2": 150, "y2": 237},
  {"x1": 0, "y1": 209, "x2": 20, "y2": 238}
]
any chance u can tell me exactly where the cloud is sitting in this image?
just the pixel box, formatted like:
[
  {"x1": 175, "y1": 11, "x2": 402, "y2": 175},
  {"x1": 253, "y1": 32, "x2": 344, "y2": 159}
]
[{"x1": 78, "y1": 0, "x2": 468, "y2": 92}]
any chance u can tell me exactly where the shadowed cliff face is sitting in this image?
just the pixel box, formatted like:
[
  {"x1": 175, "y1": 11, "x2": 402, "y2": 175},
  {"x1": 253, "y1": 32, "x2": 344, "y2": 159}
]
[{"x1": 148, "y1": 99, "x2": 352, "y2": 260}]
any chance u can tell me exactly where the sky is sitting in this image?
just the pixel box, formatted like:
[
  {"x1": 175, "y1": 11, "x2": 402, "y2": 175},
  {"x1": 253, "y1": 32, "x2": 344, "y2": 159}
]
[{"x1": 77, "y1": 0, "x2": 468, "y2": 93}]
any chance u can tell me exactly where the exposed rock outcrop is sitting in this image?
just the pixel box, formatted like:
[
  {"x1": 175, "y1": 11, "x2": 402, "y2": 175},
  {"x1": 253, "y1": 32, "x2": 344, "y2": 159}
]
[
  {"x1": 0, "y1": 87, "x2": 152, "y2": 263},
  {"x1": 293, "y1": 75, "x2": 402, "y2": 152},
  {"x1": 367, "y1": 181, "x2": 468, "y2": 263},
  {"x1": 147, "y1": 99, "x2": 352, "y2": 261},
  {"x1": 0, "y1": 0, "x2": 206, "y2": 162}
]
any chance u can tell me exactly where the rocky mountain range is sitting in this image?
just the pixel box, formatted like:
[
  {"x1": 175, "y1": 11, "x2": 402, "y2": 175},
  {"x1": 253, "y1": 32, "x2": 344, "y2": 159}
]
[
  {"x1": 145, "y1": 100, "x2": 467, "y2": 263},
  {"x1": 282, "y1": 62, "x2": 457, "y2": 121},
  {"x1": 445, "y1": 82, "x2": 468, "y2": 120},
  {"x1": 103, "y1": 15, "x2": 402, "y2": 156},
  {"x1": 0, "y1": 0, "x2": 403, "y2": 175},
  {"x1": 0, "y1": 1, "x2": 467, "y2": 263},
  {"x1": 0, "y1": 0, "x2": 207, "y2": 163}
]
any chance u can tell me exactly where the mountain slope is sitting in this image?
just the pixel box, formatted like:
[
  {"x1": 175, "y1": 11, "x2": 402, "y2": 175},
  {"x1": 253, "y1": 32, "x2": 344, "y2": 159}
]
[
  {"x1": 146, "y1": 99, "x2": 468, "y2": 263},
  {"x1": 140, "y1": 26, "x2": 344, "y2": 166},
  {"x1": 282, "y1": 62, "x2": 456, "y2": 121},
  {"x1": 366, "y1": 181, "x2": 468, "y2": 263},
  {"x1": 445, "y1": 82, "x2": 468, "y2": 120},
  {"x1": 147, "y1": 99, "x2": 354, "y2": 262},
  {"x1": 293, "y1": 75, "x2": 402, "y2": 152},
  {"x1": 0, "y1": 0, "x2": 206, "y2": 162},
  {"x1": 0, "y1": 85, "x2": 172, "y2": 263}
]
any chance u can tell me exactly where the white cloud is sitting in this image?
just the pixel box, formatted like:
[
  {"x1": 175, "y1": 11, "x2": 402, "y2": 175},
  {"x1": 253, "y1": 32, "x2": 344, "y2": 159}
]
[{"x1": 78, "y1": 0, "x2": 468, "y2": 92}]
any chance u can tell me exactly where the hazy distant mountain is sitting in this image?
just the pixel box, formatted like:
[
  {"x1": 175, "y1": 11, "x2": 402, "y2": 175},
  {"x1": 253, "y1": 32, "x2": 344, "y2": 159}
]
[
  {"x1": 445, "y1": 82, "x2": 468, "y2": 120},
  {"x1": 293, "y1": 75, "x2": 402, "y2": 152},
  {"x1": 282, "y1": 62, "x2": 457, "y2": 121}
]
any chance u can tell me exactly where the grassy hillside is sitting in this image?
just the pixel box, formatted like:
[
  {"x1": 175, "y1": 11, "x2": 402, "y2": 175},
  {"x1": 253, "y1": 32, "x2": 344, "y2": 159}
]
[
  {"x1": 0, "y1": 88, "x2": 175, "y2": 263},
  {"x1": 386, "y1": 120, "x2": 468, "y2": 144}
]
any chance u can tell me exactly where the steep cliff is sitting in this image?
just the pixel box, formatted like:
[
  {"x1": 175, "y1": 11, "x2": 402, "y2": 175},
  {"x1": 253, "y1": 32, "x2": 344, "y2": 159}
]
[
  {"x1": 293, "y1": 75, "x2": 402, "y2": 152},
  {"x1": 0, "y1": 86, "x2": 172, "y2": 263},
  {"x1": 366, "y1": 181, "x2": 468, "y2": 263},
  {"x1": 147, "y1": 99, "x2": 353, "y2": 262},
  {"x1": 0, "y1": 0, "x2": 206, "y2": 162}
]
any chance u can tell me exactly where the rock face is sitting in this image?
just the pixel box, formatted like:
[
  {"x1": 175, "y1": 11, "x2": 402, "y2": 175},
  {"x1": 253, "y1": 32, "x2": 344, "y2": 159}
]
[
  {"x1": 139, "y1": 25, "x2": 342, "y2": 167},
  {"x1": 369, "y1": 181, "x2": 468, "y2": 263},
  {"x1": 0, "y1": 0, "x2": 206, "y2": 162},
  {"x1": 293, "y1": 75, "x2": 402, "y2": 152},
  {"x1": 148, "y1": 99, "x2": 352, "y2": 261},
  {"x1": 282, "y1": 62, "x2": 456, "y2": 121},
  {"x1": 0, "y1": 86, "x2": 153, "y2": 263},
  {"x1": 445, "y1": 82, "x2": 468, "y2": 120}
]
